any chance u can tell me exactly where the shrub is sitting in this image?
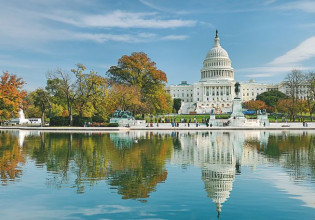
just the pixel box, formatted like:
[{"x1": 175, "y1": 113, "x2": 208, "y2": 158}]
[
  {"x1": 50, "y1": 116, "x2": 92, "y2": 126},
  {"x1": 105, "y1": 123, "x2": 119, "y2": 127},
  {"x1": 50, "y1": 116, "x2": 69, "y2": 126},
  {"x1": 73, "y1": 116, "x2": 92, "y2": 127}
]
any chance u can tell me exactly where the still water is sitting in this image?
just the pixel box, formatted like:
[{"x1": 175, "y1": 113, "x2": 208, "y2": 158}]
[{"x1": 0, "y1": 130, "x2": 314, "y2": 219}]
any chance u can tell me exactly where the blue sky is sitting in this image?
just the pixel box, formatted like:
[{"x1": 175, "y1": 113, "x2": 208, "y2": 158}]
[{"x1": 1, "y1": 0, "x2": 315, "y2": 90}]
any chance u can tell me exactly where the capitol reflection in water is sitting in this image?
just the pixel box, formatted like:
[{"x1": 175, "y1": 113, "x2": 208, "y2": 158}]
[
  {"x1": 169, "y1": 131, "x2": 270, "y2": 217},
  {"x1": 0, "y1": 129, "x2": 314, "y2": 219}
]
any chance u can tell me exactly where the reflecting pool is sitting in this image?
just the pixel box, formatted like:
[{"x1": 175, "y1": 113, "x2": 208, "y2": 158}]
[{"x1": 0, "y1": 130, "x2": 315, "y2": 219}]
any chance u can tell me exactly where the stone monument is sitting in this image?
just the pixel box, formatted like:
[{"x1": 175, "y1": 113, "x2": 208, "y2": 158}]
[
  {"x1": 229, "y1": 82, "x2": 246, "y2": 126},
  {"x1": 257, "y1": 108, "x2": 270, "y2": 126},
  {"x1": 9, "y1": 109, "x2": 30, "y2": 125},
  {"x1": 109, "y1": 109, "x2": 136, "y2": 127}
]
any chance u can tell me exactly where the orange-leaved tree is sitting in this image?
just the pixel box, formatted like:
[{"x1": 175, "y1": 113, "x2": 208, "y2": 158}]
[
  {"x1": 109, "y1": 84, "x2": 142, "y2": 114},
  {"x1": 276, "y1": 99, "x2": 299, "y2": 121},
  {"x1": 0, "y1": 71, "x2": 26, "y2": 121},
  {"x1": 107, "y1": 52, "x2": 172, "y2": 115},
  {"x1": 242, "y1": 100, "x2": 266, "y2": 111}
]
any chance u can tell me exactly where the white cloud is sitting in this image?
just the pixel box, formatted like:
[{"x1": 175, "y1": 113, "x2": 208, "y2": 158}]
[
  {"x1": 83, "y1": 205, "x2": 131, "y2": 216},
  {"x1": 278, "y1": 1, "x2": 315, "y2": 13},
  {"x1": 239, "y1": 36, "x2": 315, "y2": 79},
  {"x1": 262, "y1": 169, "x2": 315, "y2": 209},
  {"x1": 161, "y1": 35, "x2": 189, "y2": 40},
  {"x1": 270, "y1": 36, "x2": 315, "y2": 65},
  {"x1": 139, "y1": 0, "x2": 191, "y2": 15},
  {"x1": 0, "y1": 6, "x2": 193, "y2": 47},
  {"x1": 42, "y1": 10, "x2": 196, "y2": 29},
  {"x1": 264, "y1": 0, "x2": 277, "y2": 5}
]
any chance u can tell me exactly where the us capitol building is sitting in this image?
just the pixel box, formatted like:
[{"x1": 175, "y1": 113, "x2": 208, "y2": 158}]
[{"x1": 166, "y1": 30, "x2": 308, "y2": 114}]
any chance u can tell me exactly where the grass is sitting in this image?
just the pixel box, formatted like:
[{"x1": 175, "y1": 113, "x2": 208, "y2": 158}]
[{"x1": 140, "y1": 114, "x2": 314, "y2": 123}]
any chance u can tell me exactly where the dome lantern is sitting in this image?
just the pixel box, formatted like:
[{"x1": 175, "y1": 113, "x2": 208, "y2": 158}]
[{"x1": 214, "y1": 29, "x2": 220, "y2": 47}]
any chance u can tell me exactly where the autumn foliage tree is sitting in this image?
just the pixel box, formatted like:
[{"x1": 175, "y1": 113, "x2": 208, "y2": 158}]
[
  {"x1": 276, "y1": 99, "x2": 301, "y2": 120},
  {"x1": 0, "y1": 71, "x2": 26, "y2": 121},
  {"x1": 107, "y1": 52, "x2": 172, "y2": 115},
  {"x1": 242, "y1": 100, "x2": 266, "y2": 112},
  {"x1": 109, "y1": 84, "x2": 142, "y2": 113}
]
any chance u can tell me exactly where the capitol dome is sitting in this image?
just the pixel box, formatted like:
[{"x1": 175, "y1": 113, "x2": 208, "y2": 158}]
[
  {"x1": 201, "y1": 30, "x2": 234, "y2": 81},
  {"x1": 205, "y1": 44, "x2": 229, "y2": 59}
]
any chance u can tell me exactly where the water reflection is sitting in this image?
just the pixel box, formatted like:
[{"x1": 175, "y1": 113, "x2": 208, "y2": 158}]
[
  {"x1": 170, "y1": 131, "x2": 270, "y2": 216},
  {"x1": 0, "y1": 129, "x2": 314, "y2": 216},
  {"x1": 0, "y1": 130, "x2": 26, "y2": 185}
]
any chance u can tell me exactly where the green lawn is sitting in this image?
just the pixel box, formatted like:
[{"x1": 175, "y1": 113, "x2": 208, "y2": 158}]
[{"x1": 140, "y1": 114, "x2": 314, "y2": 123}]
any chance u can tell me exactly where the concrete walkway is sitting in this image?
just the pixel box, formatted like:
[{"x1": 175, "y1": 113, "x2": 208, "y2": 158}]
[{"x1": 1, "y1": 122, "x2": 314, "y2": 131}]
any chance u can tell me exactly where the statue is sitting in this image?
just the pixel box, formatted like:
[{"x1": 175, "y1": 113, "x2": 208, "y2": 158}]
[
  {"x1": 215, "y1": 29, "x2": 218, "y2": 38},
  {"x1": 112, "y1": 109, "x2": 133, "y2": 119},
  {"x1": 234, "y1": 82, "x2": 240, "y2": 98}
]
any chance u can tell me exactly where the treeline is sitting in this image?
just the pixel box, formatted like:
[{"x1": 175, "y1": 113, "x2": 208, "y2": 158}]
[
  {"x1": 243, "y1": 69, "x2": 315, "y2": 121},
  {"x1": 0, "y1": 52, "x2": 173, "y2": 126}
]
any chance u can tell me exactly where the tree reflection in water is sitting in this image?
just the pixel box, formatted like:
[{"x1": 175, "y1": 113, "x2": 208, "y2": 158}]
[
  {"x1": 0, "y1": 130, "x2": 26, "y2": 185},
  {"x1": 23, "y1": 131, "x2": 173, "y2": 200}
]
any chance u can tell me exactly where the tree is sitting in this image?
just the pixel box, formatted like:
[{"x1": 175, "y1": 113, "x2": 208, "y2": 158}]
[
  {"x1": 109, "y1": 84, "x2": 142, "y2": 113},
  {"x1": 284, "y1": 69, "x2": 305, "y2": 102},
  {"x1": 47, "y1": 69, "x2": 76, "y2": 125},
  {"x1": 107, "y1": 52, "x2": 172, "y2": 114},
  {"x1": 242, "y1": 100, "x2": 266, "y2": 111},
  {"x1": 71, "y1": 64, "x2": 108, "y2": 118},
  {"x1": 305, "y1": 72, "x2": 315, "y2": 121},
  {"x1": 283, "y1": 69, "x2": 305, "y2": 121},
  {"x1": 24, "y1": 92, "x2": 41, "y2": 118},
  {"x1": 32, "y1": 88, "x2": 51, "y2": 126},
  {"x1": 0, "y1": 71, "x2": 26, "y2": 121},
  {"x1": 276, "y1": 99, "x2": 299, "y2": 121},
  {"x1": 173, "y1": 98, "x2": 182, "y2": 113},
  {"x1": 256, "y1": 90, "x2": 288, "y2": 110},
  {"x1": 47, "y1": 64, "x2": 110, "y2": 124}
]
